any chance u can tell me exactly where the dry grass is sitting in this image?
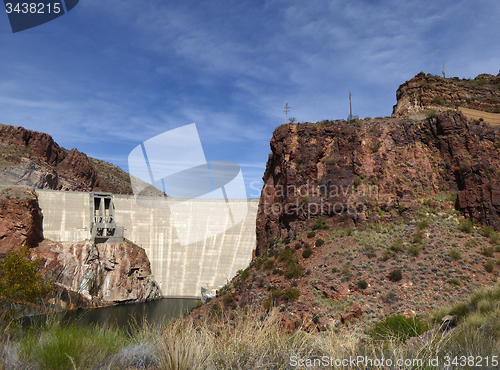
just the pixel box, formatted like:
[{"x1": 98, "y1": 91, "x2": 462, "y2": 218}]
[{"x1": 1, "y1": 301, "x2": 500, "y2": 369}]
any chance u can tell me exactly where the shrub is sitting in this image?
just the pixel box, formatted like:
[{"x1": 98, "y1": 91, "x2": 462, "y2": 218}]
[
  {"x1": 285, "y1": 262, "x2": 304, "y2": 279},
  {"x1": 254, "y1": 259, "x2": 263, "y2": 270},
  {"x1": 0, "y1": 247, "x2": 53, "y2": 321},
  {"x1": 341, "y1": 264, "x2": 352, "y2": 279},
  {"x1": 270, "y1": 289, "x2": 282, "y2": 300},
  {"x1": 367, "y1": 315, "x2": 429, "y2": 343},
  {"x1": 492, "y1": 233, "x2": 500, "y2": 246},
  {"x1": 412, "y1": 231, "x2": 424, "y2": 244},
  {"x1": 272, "y1": 268, "x2": 284, "y2": 275},
  {"x1": 388, "y1": 269, "x2": 403, "y2": 282},
  {"x1": 449, "y1": 277, "x2": 462, "y2": 286},
  {"x1": 381, "y1": 250, "x2": 393, "y2": 261},
  {"x1": 483, "y1": 227, "x2": 500, "y2": 245},
  {"x1": 431, "y1": 96, "x2": 444, "y2": 105},
  {"x1": 307, "y1": 231, "x2": 316, "y2": 238},
  {"x1": 480, "y1": 247, "x2": 495, "y2": 257},
  {"x1": 448, "y1": 302, "x2": 468, "y2": 320},
  {"x1": 263, "y1": 259, "x2": 275, "y2": 270},
  {"x1": 240, "y1": 269, "x2": 250, "y2": 281},
  {"x1": 223, "y1": 294, "x2": 234, "y2": 305},
  {"x1": 465, "y1": 239, "x2": 478, "y2": 248},
  {"x1": 482, "y1": 226, "x2": 495, "y2": 238},
  {"x1": 459, "y1": 218, "x2": 474, "y2": 233},
  {"x1": 357, "y1": 279, "x2": 368, "y2": 290},
  {"x1": 294, "y1": 243, "x2": 302, "y2": 250},
  {"x1": 312, "y1": 218, "x2": 329, "y2": 231},
  {"x1": 448, "y1": 249, "x2": 462, "y2": 261},
  {"x1": 481, "y1": 226, "x2": 495, "y2": 238},
  {"x1": 263, "y1": 299, "x2": 272, "y2": 310},
  {"x1": 315, "y1": 238, "x2": 324, "y2": 247},
  {"x1": 278, "y1": 249, "x2": 294, "y2": 263},
  {"x1": 389, "y1": 239, "x2": 405, "y2": 253},
  {"x1": 485, "y1": 260, "x2": 495, "y2": 273},
  {"x1": 302, "y1": 248, "x2": 312, "y2": 259},
  {"x1": 210, "y1": 303, "x2": 221, "y2": 317},
  {"x1": 407, "y1": 245, "x2": 421, "y2": 256},
  {"x1": 282, "y1": 287, "x2": 300, "y2": 301},
  {"x1": 417, "y1": 218, "x2": 430, "y2": 231}
]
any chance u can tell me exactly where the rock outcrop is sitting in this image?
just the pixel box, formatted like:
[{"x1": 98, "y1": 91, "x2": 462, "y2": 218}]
[
  {"x1": 31, "y1": 240, "x2": 162, "y2": 307},
  {"x1": 392, "y1": 72, "x2": 500, "y2": 116},
  {"x1": 0, "y1": 124, "x2": 133, "y2": 194},
  {"x1": 0, "y1": 185, "x2": 162, "y2": 307},
  {"x1": 0, "y1": 188, "x2": 43, "y2": 256},
  {"x1": 256, "y1": 111, "x2": 500, "y2": 255}
]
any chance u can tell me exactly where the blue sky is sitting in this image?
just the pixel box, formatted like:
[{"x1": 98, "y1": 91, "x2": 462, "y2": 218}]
[{"x1": 1, "y1": 0, "x2": 500, "y2": 198}]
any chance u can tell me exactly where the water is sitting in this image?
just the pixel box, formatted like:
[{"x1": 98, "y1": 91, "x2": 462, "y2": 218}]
[{"x1": 22, "y1": 298, "x2": 199, "y2": 329}]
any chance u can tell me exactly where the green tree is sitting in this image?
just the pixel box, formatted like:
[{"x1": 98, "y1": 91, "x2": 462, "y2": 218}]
[{"x1": 0, "y1": 247, "x2": 52, "y2": 321}]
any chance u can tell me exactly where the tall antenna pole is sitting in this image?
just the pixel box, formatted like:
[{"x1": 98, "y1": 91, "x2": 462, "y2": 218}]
[
  {"x1": 442, "y1": 62, "x2": 446, "y2": 78},
  {"x1": 349, "y1": 90, "x2": 352, "y2": 121},
  {"x1": 284, "y1": 103, "x2": 290, "y2": 124}
]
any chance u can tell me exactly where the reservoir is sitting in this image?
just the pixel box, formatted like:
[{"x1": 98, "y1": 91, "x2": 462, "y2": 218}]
[{"x1": 23, "y1": 298, "x2": 199, "y2": 329}]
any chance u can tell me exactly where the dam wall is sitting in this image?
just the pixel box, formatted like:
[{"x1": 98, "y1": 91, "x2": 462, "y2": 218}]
[{"x1": 36, "y1": 190, "x2": 258, "y2": 298}]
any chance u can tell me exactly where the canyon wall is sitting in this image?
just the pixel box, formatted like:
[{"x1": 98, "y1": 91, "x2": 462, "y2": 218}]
[{"x1": 256, "y1": 111, "x2": 500, "y2": 255}]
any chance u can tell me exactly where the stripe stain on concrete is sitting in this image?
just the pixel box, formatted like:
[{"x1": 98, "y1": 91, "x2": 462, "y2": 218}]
[{"x1": 36, "y1": 190, "x2": 258, "y2": 298}]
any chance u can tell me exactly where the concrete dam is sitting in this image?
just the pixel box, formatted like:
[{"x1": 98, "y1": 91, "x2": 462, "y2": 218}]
[{"x1": 36, "y1": 189, "x2": 259, "y2": 298}]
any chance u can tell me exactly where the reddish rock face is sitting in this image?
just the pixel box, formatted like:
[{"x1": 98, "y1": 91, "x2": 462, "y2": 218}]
[
  {"x1": 256, "y1": 111, "x2": 500, "y2": 255},
  {"x1": 31, "y1": 240, "x2": 162, "y2": 307},
  {"x1": 58, "y1": 148, "x2": 108, "y2": 192},
  {"x1": 392, "y1": 72, "x2": 500, "y2": 116},
  {"x1": 0, "y1": 188, "x2": 43, "y2": 256},
  {"x1": 0, "y1": 124, "x2": 132, "y2": 194},
  {"x1": 0, "y1": 124, "x2": 63, "y2": 165}
]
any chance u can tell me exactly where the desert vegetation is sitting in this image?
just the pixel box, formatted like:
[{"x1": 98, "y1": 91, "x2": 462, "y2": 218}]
[{"x1": 1, "y1": 286, "x2": 500, "y2": 369}]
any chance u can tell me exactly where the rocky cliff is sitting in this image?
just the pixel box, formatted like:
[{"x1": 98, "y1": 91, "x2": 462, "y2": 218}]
[
  {"x1": 392, "y1": 72, "x2": 500, "y2": 117},
  {"x1": 0, "y1": 124, "x2": 163, "y2": 307},
  {"x1": 0, "y1": 185, "x2": 162, "y2": 306},
  {"x1": 31, "y1": 240, "x2": 162, "y2": 307},
  {"x1": 256, "y1": 111, "x2": 500, "y2": 255},
  {"x1": 0, "y1": 124, "x2": 133, "y2": 194},
  {"x1": 0, "y1": 188, "x2": 43, "y2": 256},
  {"x1": 189, "y1": 74, "x2": 500, "y2": 332}
]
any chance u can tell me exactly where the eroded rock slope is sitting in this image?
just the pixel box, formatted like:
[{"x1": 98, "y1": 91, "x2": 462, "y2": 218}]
[
  {"x1": 31, "y1": 240, "x2": 162, "y2": 307},
  {"x1": 257, "y1": 111, "x2": 500, "y2": 255},
  {"x1": 0, "y1": 124, "x2": 133, "y2": 194}
]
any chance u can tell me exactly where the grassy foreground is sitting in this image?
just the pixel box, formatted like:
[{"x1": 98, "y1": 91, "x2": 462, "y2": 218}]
[{"x1": 1, "y1": 284, "x2": 500, "y2": 370}]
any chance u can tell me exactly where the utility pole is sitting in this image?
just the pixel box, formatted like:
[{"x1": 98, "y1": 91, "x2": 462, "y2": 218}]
[
  {"x1": 284, "y1": 103, "x2": 290, "y2": 124},
  {"x1": 442, "y1": 62, "x2": 446, "y2": 78}
]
